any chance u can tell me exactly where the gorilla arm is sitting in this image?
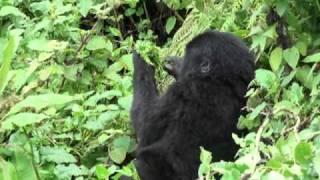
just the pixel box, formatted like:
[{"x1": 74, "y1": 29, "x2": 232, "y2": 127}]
[{"x1": 131, "y1": 52, "x2": 159, "y2": 136}]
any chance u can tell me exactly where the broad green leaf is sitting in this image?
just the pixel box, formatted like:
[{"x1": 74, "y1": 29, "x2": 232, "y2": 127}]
[
  {"x1": 86, "y1": 36, "x2": 109, "y2": 50},
  {"x1": 109, "y1": 148, "x2": 126, "y2": 164},
  {"x1": 303, "y1": 52, "x2": 320, "y2": 63},
  {"x1": 27, "y1": 39, "x2": 67, "y2": 52},
  {"x1": 30, "y1": 1, "x2": 51, "y2": 14},
  {"x1": 294, "y1": 142, "x2": 313, "y2": 165},
  {"x1": 95, "y1": 165, "x2": 108, "y2": 179},
  {"x1": 296, "y1": 41, "x2": 307, "y2": 56},
  {"x1": 113, "y1": 136, "x2": 135, "y2": 153},
  {"x1": 1, "y1": 113, "x2": 48, "y2": 130},
  {"x1": 262, "y1": 171, "x2": 285, "y2": 180},
  {"x1": 0, "y1": 158, "x2": 18, "y2": 180},
  {"x1": 109, "y1": 27, "x2": 121, "y2": 37},
  {"x1": 283, "y1": 47, "x2": 299, "y2": 69},
  {"x1": 165, "y1": 16, "x2": 176, "y2": 34},
  {"x1": 120, "y1": 54, "x2": 133, "y2": 71},
  {"x1": 54, "y1": 164, "x2": 88, "y2": 179},
  {"x1": 78, "y1": 0, "x2": 92, "y2": 17},
  {"x1": 97, "y1": 111, "x2": 119, "y2": 122},
  {"x1": 6, "y1": 94, "x2": 79, "y2": 116},
  {"x1": 269, "y1": 47, "x2": 282, "y2": 71},
  {"x1": 296, "y1": 66, "x2": 313, "y2": 89},
  {"x1": 118, "y1": 95, "x2": 133, "y2": 111},
  {"x1": 0, "y1": 33, "x2": 20, "y2": 95},
  {"x1": 255, "y1": 69, "x2": 277, "y2": 89},
  {"x1": 276, "y1": 0, "x2": 288, "y2": 16},
  {"x1": 40, "y1": 147, "x2": 77, "y2": 163},
  {"x1": 14, "y1": 150, "x2": 38, "y2": 180},
  {"x1": 0, "y1": 6, "x2": 25, "y2": 17}
]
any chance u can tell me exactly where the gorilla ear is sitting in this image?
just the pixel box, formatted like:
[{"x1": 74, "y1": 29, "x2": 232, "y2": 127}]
[{"x1": 200, "y1": 59, "x2": 210, "y2": 73}]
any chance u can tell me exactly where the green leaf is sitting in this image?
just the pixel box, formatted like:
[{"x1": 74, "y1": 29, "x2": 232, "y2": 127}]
[
  {"x1": 40, "y1": 147, "x2": 77, "y2": 163},
  {"x1": 303, "y1": 52, "x2": 320, "y2": 63},
  {"x1": 0, "y1": 33, "x2": 19, "y2": 95},
  {"x1": 86, "y1": 36, "x2": 110, "y2": 51},
  {"x1": 78, "y1": 0, "x2": 92, "y2": 17},
  {"x1": 97, "y1": 111, "x2": 119, "y2": 123},
  {"x1": 0, "y1": 6, "x2": 25, "y2": 17},
  {"x1": 1, "y1": 113, "x2": 48, "y2": 130},
  {"x1": 109, "y1": 148, "x2": 126, "y2": 164},
  {"x1": 118, "y1": 95, "x2": 132, "y2": 111},
  {"x1": 248, "y1": 102, "x2": 266, "y2": 120},
  {"x1": 296, "y1": 41, "x2": 307, "y2": 56},
  {"x1": 6, "y1": 94, "x2": 79, "y2": 116},
  {"x1": 120, "y1": 54, "x2": 133, "y2": 71},
  {"x1": 269, "y1": 47, "x2": 282, "y2": 71},
  {"x1": 294, "y1": 142, "x2": 313, "y2": 165},
  {"x1": 255, "y1": 69, "x2": 277, "y2": 89},
  {"x1": 165, "y1": 16, "x2": 176, "y2": 34},
  {"x1": 200, "y1": 147, "x2": 212, "y2": 164},
  {"x1": 14, "y1": 150, "x2": 38, "y2": 180},
  {"x1": 27, "y1": 39, "x2": 68, "y2": 52},
  {"x1": 0, "y1": 158, "x2": 18, "y2": 180},
  {"x1": 276, "y1": 0, "x2": 288, "y2": 16},
  {"x1": 283, "y1": 47, "x2": 300, "y2": 69},
  {"x1": 54, "y1": 164, "x2": 88, "y2": 179},
  {"x1": 314, "y1": 153, "x2": 320, "y2": 176},
  {"x1": 262, "y1": 171, "x2": 285, "y2": 180},
  {"x1": 95, "y1": 165, "x2": 108, "y2": 179}
]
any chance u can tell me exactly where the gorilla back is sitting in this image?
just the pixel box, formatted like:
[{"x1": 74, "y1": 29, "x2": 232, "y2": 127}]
[{"x1": 131, "y1": 30, "x2": 254, "y2": 180}]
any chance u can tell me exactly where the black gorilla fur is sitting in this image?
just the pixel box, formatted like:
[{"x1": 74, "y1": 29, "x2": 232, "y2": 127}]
[{"x1": 131, "y1": 30, "x2": 255, "y2": 180}]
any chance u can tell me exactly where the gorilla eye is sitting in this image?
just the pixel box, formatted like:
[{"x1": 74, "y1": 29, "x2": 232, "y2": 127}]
[{"x1": 200, "y1": 60, "x2": 210, "y2": 73}]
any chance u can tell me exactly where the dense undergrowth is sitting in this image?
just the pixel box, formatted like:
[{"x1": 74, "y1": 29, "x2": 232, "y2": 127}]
[{"x1": 1, "y1": 0, "x2": 320, "y2": 179}]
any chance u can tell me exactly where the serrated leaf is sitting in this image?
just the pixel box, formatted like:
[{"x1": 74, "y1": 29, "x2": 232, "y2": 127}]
[
  {"x1": 303, "y1": 52, "x2": 320, "y2": 63},
  {"x1": 248, "y1": 102, "x2": 266, "y2": 120},
  {"x1": 255, "y1": 69, "x2": 277, "y2": 89},
  {"x1": 6, "y1": 94, "x2": 79, "y2": 116},
  {"x1": 54, "y1": 164, "x2": 87, "y2": 179},
  {"x1": 1, "y1": 113, "x2": 48, "y2": 130},
  {"x1": 40, "y1": 147, "x2": 77, "y2": 163},
  {"x1": 0, "y1": 6, "x2": 25, "y2": 17},
  {"x1": 86, "y1": 36, "x2": 110, "y2": 51},
  {"x1": 269, "y1": 47, "x2": 282, "y2": 71},
  {"x1": 294, "y1": 142, "x2": 313, "y2": 165},
  {"x1": 78, "y1": 0, "x2": 92, "y2": 17},
  {"x1": 283, "y1": 47, "x2": 299, "y2": 69},
  {"x1": 166, "y1": 16, "x2": 176, "y2": 34}
]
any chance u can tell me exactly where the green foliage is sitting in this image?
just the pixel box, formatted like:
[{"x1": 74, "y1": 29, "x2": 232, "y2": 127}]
[{"x1": 1, "y1": 0, "x2": 320, "y2": 179}]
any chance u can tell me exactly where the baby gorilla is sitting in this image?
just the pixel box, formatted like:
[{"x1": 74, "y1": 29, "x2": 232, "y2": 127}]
[{"x1": 131, "y1": 30, "x2": 254, "y2": 180}]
